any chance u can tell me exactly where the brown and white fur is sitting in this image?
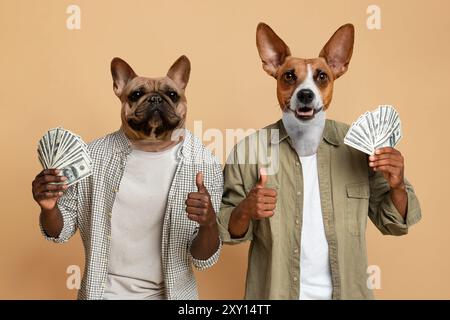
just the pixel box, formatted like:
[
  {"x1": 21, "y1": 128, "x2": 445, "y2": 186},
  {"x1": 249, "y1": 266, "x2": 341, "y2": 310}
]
[{"x1": 256, "y1": 23, "x2": 354, "y2": 156}]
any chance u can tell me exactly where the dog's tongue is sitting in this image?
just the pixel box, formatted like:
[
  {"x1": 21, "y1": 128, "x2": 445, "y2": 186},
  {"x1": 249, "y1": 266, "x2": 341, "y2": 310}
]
[{"x1": 296, "y1": 108, "x2": 314, "y2": 117}]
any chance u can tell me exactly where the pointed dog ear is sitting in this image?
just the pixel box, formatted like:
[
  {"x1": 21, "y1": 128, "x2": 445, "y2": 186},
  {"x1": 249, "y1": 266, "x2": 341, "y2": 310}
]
[
  {"x1": 256, "y1": 23, "x2": 291, "y2": 78},
  {"x1": 111, "y1": 57, "x2": 137, "y2": 97},
  {"x1": 167, "y1": 55, "x2": 191, "y2": 90},
  {"x1": 319, "y1": 24, "x2": 355, "y2": 79}
]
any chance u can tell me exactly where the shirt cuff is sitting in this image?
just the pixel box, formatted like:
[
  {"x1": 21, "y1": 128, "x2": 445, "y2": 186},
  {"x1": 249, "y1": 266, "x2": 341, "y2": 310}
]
[
  {"x1": 381, "y1": 185, "x2": 422, "y2": 228},
  {"x1": 39, "y1": 204, "x2": 74, "y2": 244},
  {"x1": 217, "y1": 207, "x2": 253, "y2": 244},
  {"x1": 191, "y1": 238, "x2": 222, "y2": 271}
]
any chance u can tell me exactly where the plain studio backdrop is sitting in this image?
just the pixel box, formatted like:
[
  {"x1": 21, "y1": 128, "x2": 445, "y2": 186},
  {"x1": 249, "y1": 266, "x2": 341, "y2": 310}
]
[{"x1": 0, "y1": 0, "x2": 449, "y2": 299}]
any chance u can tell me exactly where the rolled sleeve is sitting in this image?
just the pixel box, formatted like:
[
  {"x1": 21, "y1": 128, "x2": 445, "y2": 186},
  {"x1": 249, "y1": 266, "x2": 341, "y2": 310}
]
[
  {"x1": 369, "y1": 172, "x2": 422, "y2": 236},
  {"x1": 218, "y1": 206, "x2": 253, "y2": 244},
  {"x1": 39, "y1": 183, "x2": 78, "y2": 243},
  {"x1": 190, "y1": 230, "x2": 223, "y2": 270}
]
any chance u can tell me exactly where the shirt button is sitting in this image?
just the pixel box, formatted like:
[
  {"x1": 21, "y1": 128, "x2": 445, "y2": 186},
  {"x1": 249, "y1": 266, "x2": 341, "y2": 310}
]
[
  {"x1": 295, "y1": 162, "x2": 300, "y2": 166},
  {"x1": 294, "y1": 249, "x2": 299, "y2": 254},
  {"x1": 295, "y1": 219, "x2": 300, "y2": 225},
  {"x1": 293, "y1": 277, "x2": 298, "y2": 282},
  {"x1": 297, "y1": 191, "x2": 302, "y2": 196}
]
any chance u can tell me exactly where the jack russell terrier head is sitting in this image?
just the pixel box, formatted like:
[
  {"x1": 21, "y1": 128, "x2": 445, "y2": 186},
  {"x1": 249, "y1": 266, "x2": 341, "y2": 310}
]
[{"x1": 256, "y1": 23, "x2": 354, "y2": 156}]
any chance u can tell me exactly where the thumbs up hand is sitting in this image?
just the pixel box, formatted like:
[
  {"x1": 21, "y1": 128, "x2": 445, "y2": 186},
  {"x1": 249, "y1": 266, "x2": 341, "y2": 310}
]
[
  {"x1": 237, "y1": 168, "x2": 277, "y2": 220},
  {"x1": 186, "y1": 172, "x2": 217, "y2": 227},
  {"x1": 255, "y1": 168, "x2": 268, "y2": 189}
]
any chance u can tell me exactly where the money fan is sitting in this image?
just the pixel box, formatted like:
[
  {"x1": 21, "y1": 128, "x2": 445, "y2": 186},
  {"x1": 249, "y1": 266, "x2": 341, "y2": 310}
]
[
  {"x1": 344, "y1": 105, "x2": 402, "y2": 155},
  {"x1": 37, "y1": 127, "x2": 93, "y2": 186}
]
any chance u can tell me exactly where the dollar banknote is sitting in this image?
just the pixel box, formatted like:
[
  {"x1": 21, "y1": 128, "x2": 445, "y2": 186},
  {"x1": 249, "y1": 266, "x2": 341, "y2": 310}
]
[
  {"x1": 344, "y1": 105, "x2": 402, "y2": 155},
  {"x1": 37, "y1": 127, "x2": 92, "y2": 186}
]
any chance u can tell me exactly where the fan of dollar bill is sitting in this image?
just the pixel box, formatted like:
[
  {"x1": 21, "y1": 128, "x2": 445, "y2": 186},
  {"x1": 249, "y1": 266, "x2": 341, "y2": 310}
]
[
  {"x1": 37, "y1": 127, "x2": 93, "y2": 186},
  {"x1": 344, "y1": 105, "x2": 402, "y2": 155}
]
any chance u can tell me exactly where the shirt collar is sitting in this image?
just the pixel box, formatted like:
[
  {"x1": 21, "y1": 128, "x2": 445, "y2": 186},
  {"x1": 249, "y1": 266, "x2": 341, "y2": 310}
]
[
  {"x1": 114, "y1": 128, "x2": 132, "y2": 154},
  {"x1": 271, "y1": 118, "x2": 340, "y2": 146}
]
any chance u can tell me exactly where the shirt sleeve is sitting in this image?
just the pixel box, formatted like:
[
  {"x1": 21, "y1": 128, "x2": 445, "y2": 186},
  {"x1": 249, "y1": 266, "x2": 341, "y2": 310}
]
[
  {"x1": 218, "y1": 145, "x2": 254, "y2": 244},
  {"x1": 190, "y1": 229, "x2": 223, "y2": 271},
  {"x1": 368, "y1": 171, "x2": 422, "y2": 236},
  {"x1": 39, "y1": 182, "x2": 79, "y2": 243},
  {"x1": 189, "y1": 161, "x2": 223, "y2": 270}
]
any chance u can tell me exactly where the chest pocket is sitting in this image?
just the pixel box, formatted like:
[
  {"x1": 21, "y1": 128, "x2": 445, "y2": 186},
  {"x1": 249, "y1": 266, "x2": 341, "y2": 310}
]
[{"x1": 346, "y1": 182, "x2": 370, "y2": 236}]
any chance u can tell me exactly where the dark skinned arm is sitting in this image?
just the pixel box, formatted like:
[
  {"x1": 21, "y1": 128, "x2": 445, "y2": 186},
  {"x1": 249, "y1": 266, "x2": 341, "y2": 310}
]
[{"x1": 186, "y1": 172, "x2": 220, "y2": 260}]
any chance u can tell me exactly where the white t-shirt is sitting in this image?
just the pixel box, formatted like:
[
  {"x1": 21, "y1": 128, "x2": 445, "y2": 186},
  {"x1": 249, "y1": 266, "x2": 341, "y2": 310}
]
[
  {"x1": 299, "y1": 154, "x2": 333, "y2": 300},
  {"x1": 103, "y1": 144, "x2": 180, "y2": 300}
]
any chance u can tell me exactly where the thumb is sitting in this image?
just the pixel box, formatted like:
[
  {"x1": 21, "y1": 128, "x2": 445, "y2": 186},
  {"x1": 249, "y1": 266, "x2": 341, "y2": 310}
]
[
  {"x1": 196, "y1": 172, "x2": 207, "y2": 193},
  {"x1": 255, "y1": 168, "x2": 267, "y2": 188}
]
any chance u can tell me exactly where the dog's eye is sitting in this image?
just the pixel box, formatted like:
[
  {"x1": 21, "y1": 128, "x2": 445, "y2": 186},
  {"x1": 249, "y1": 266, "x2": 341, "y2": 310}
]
[
  {"x1": 167, "y1": 91, "x2": 179, "y2": 102},
  {"x1": 128, "y1": 90, "x2": 144, "y2": 102},
  {"x1": 283, "y1": 71, "x2": 297, "y2": 83},
  {"x1": 317, "y1": 71, "x2": 328, "y2": 82}
]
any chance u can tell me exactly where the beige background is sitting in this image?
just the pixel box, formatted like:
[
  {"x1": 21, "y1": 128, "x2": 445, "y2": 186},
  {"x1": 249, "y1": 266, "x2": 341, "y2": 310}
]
[{"x1": 0, "y1": 0, "x2": 449, "y2": 299}]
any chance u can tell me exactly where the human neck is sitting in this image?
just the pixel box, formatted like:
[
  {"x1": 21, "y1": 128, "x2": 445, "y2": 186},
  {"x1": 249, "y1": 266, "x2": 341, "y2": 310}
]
[
  {"x1": 282, "y1": 111, "x2": 326, "y2": 157},
  {"x1": 128, "y1": 129, "x2": 185, "y2": 152},
  {"x1": 131, "y1": 139, "x2": 182, "y2": 152}
]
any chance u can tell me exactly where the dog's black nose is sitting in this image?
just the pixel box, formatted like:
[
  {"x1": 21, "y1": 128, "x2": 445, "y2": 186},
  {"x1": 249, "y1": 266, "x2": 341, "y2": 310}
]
[
  {"x1": 297, "y1": 89, "x2": 315, "y2": 104},
  {"x1": 149, "y1": 94, "x2": 163, "y2": 105}
]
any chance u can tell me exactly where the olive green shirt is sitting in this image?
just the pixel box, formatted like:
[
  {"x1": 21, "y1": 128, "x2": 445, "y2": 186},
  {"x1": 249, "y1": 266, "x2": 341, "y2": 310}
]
[{"x1": 218, "y1": 119, "x2": 421, "y2": 300}]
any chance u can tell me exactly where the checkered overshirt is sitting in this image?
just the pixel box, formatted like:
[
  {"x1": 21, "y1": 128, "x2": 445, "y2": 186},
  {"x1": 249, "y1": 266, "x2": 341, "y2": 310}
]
[{"x1": 40, "y1": 129, "x2": 223, "y2": 300}]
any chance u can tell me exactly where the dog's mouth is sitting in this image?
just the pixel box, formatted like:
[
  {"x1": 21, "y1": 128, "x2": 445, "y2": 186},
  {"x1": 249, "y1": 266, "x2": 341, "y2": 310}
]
[
  {"x1": 293, "y1": 106, "x2": 323, "y2": 121},
  {"x1": 127, "y1": 104, "x2": 181, "y2": 137},
  {"x1": 295, "y1": 107, "x2": 315, "y2": 119}
]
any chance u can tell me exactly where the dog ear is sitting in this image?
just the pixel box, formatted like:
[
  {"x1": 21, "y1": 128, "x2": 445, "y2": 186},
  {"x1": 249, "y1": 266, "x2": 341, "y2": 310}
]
[
  {"x1": 319, "y1": 24, "x2": 354, "y2": 79},
  {"x1": 167, "y1": 55, "x2": 191, "y2": 90},
  {"x1": 256, "y1": 23, "x2": 291, "y2": 78},
  {"x1": 111, "y1": 57, "x2": 137, "y2": 97}
]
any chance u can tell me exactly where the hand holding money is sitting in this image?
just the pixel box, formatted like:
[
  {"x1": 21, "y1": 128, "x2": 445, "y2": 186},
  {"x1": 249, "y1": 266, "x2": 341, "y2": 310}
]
[
  {"x1": 345, "y1": 105, "x2": 407, "y2": 215},
  {"x1": 36, "y1": 127, "x2": 93, "y2": 186},
  {"x1": 32, "y1": 169, "x2": 68, "y2": 211},
  {"x1": 33, "y1": 127, "x2": 92, "y2": 210},
  {"x1": 33, "y1": 127, "x2": 92, "y2": 237},
  {"x1": 369, "y1": 147, "x2": 405, "y2": 190}
]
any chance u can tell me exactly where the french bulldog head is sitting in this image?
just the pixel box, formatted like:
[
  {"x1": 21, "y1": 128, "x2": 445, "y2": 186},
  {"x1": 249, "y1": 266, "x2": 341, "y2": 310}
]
[{"x1": 111, "y1": 56, "x2": 190, "y2": 142}]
